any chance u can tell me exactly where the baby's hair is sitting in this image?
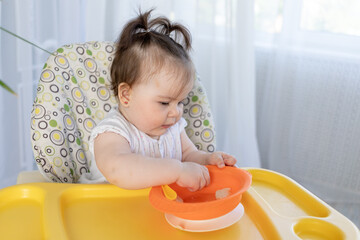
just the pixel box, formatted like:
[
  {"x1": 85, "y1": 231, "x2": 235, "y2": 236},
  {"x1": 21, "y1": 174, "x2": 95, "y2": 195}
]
[{"x1": 110, "y1": 9, "x2": 195, "y2": 97}]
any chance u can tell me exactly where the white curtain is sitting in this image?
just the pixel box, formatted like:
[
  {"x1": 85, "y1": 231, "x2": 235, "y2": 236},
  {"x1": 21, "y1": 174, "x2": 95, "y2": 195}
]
[
  {"x1": 256, "y1": 0, "x2": 360, "y2": 227},
  {"x1": 0, "y1": 0, "x2": 259, "y2": 188}
]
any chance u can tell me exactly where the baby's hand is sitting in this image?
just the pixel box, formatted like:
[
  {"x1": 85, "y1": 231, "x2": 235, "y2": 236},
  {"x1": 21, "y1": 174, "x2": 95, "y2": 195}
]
[
  {"x1": 206, "y1": 151, "x2": 237, "y2": 168},
  {"x1": 176, "y1": 162, "x2": 210, "y2": 192}
]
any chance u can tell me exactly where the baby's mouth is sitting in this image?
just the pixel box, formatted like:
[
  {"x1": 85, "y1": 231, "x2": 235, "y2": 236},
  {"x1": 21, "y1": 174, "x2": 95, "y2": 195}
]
[{"x1": 161, "y1": 123, "x2": 174, "y2": 129}]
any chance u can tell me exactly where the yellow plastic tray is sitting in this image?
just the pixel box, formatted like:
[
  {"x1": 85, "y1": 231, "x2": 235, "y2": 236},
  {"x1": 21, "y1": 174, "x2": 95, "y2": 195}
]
[{"x1": 0, "y1": 168, "x2": 359, "y2": 240}]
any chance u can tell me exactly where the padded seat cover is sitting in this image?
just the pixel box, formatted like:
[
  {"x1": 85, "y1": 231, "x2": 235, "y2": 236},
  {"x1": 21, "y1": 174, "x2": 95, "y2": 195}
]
[{"x1": 30, "y1": 41, "x2": 216, "y2": 183}]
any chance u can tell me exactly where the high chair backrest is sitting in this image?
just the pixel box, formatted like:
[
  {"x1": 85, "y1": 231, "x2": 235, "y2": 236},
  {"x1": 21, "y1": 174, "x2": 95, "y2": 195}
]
[{"x1": 30, "y1": 41, "x2": 216, "y2": 183}]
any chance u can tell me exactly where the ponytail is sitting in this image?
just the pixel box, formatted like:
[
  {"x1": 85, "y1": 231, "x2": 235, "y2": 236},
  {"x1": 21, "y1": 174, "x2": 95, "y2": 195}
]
[
  {"x1": 118, "y1": 9, "x2": 192, "y2": 52},
  {"x1": 111, "y1": 9, "x2": 194, "y2": 97}
]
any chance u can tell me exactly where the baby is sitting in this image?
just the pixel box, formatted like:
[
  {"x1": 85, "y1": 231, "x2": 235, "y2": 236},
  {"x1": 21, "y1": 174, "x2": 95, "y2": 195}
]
[{"x1": 82, "y1": 10, "x2": 237, "y2": 191}]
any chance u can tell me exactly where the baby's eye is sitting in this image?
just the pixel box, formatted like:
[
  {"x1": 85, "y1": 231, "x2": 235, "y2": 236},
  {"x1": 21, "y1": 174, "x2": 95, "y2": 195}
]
[{"x1": 160, "y1": 102, "x2": 169, "y2": 106}]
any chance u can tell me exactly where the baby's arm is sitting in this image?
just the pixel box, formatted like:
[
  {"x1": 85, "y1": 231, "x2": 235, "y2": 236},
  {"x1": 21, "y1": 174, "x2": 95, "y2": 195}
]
[
  {"x1": 94, "y1": 132, "x2": 209, "y2": 191},
  {"x1": 181, "y1": 130, "x2": 237, "y2": 168}
]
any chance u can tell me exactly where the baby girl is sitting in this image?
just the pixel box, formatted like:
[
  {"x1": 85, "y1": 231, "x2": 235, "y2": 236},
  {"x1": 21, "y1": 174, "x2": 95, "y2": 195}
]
[{"x1": 82, "y1": 10, "x2": 237, "y2": 191}]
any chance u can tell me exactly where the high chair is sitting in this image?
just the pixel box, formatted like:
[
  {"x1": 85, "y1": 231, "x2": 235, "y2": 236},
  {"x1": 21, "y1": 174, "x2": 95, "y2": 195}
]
[
  {"x1": 25, "y1": 41, "x2": 216, "y2": 184},
  {"x1": 1, "y1": 41, "x2": 359, "y2": 240}
]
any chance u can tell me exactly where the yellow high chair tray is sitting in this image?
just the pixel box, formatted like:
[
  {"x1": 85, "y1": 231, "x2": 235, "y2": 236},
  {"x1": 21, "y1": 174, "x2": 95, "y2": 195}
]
[{"x1": 0, "y1": 168, "x2": 359, "y2": 240}]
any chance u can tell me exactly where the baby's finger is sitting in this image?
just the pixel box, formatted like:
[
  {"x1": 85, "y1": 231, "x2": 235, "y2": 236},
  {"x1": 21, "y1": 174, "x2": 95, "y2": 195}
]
[
  {"x1": 199, "y1": 175, "x2": 207, "y2": 190},
  {"x1": 199, "y1": 169, "x2": 209, "y2": 190},
  {"x1": 222, "y1": 153, "x2": 237, "y2": 166},
  {"x1": 224, "y1": 157, "x2": 236, "y2": 166},
  {"x1": 202, "y1": 167, "x2": 211, "y2": 186},
  {"x1": 216, "y1": 160, "x2": 225, "y2": 168},
  {"x1": 210, "y1": 153, "x2": 225, "y2": 168},
  {"x1": 187, "y1": 183, "x2": 198, "y2": 192}
]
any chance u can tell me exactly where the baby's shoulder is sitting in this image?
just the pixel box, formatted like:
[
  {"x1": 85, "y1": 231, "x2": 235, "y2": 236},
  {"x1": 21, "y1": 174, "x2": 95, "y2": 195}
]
[
  {"x1": 90, "y1": 109, "x2": 133, "y2": 140},
  {"x1": 97, "y1": 109, "x2": 126, "y2": 125}
]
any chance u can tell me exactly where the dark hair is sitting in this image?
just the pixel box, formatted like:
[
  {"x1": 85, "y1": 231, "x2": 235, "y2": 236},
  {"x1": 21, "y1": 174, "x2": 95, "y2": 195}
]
[{"x1": 110, "y1": 9, "x2": 195, "y2": 97}]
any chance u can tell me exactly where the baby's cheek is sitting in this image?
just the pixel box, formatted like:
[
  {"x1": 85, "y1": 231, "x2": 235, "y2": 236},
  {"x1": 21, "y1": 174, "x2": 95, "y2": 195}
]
[{"x1": 177, "y1": 112, "x2": 183, "y2": 122}]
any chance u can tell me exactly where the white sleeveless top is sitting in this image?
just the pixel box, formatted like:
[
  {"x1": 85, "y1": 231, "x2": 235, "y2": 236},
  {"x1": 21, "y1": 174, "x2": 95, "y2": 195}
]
[{"x1": 79, "y1": 108, "x2": 187, "y2": 183}]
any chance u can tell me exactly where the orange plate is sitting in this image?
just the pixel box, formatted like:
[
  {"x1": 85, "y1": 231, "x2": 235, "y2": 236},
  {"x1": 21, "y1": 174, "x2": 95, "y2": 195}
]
[{"x1": 149, "y1": 166, "x2": 252, "y2": 220}]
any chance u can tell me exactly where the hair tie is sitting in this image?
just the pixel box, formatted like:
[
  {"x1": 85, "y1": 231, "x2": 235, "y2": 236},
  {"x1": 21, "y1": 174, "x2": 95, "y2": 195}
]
[{"x1": 138, "y1": 28, "x2": 150, "y2": 34}]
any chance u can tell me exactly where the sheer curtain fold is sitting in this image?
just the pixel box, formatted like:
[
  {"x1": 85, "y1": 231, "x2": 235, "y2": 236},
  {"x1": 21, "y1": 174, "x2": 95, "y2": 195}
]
[
  {"x1": 0, "y1": 0, "x2": 260, "y2": 188},
  {"x1": 1, "y1": 0, "x2": 28, "y2": 187},
  {"x1": 256, "y1": 1, "x2": 360, "y2": 227},
  {"x1": 225, "y1": 0, "x2": 259, "y2": 166}
]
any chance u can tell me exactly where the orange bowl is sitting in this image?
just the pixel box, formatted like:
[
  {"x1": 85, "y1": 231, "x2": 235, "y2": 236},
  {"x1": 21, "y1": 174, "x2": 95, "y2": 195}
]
[{"x1": 149, "y1": 166, "x2": 252, "y2": 220}]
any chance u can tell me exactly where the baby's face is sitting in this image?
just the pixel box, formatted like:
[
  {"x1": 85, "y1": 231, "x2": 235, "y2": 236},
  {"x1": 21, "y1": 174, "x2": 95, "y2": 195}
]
[{"x1": 123, "y1": 68, "x2": 193, "y2": 138}]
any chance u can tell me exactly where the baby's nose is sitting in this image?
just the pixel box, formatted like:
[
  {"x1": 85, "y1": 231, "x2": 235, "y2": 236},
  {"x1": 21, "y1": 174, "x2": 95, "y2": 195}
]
[{"x1": 169, "y1": 105, "x2": 182, "y2": 118}]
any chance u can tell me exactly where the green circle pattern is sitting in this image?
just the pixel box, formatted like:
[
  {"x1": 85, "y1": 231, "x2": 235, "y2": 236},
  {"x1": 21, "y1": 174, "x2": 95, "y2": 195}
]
[
  {"x1": 30, "y1": 41, "x2": 216, "y2": 183},
  {"x1": 183, "y1": 76, "x2": 216, "y2": 152}
]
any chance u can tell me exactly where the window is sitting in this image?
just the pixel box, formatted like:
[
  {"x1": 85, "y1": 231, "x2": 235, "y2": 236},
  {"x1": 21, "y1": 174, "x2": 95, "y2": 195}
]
[
  {"x1": 301, "y1": 0, "x2": 360, "y2": 37},
  {"x1": 254, "y1": 0, "x2": 283, "y2": 34},
  {"x1": 254, "y1": 0, "x2": 360, "y2": 55}
]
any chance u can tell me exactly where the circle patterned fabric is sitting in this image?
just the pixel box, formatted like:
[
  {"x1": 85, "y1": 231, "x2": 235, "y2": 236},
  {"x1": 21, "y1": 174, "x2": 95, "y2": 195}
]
[{"x1": 30, "y1": 41, "x2": 216, "y2": 183}]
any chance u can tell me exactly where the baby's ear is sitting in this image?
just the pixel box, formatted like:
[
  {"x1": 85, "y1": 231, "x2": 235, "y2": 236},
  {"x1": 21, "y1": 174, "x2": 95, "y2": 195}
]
[{"x1": 118, "y1": 83, "x2": 131, "y2": 106}]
